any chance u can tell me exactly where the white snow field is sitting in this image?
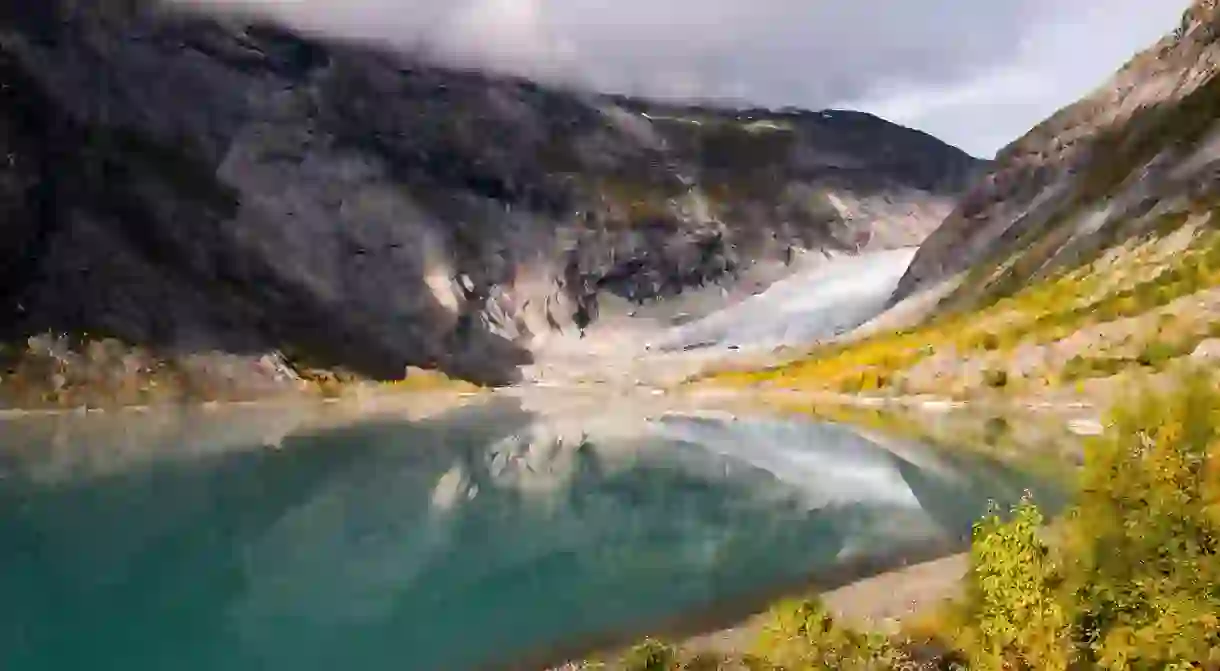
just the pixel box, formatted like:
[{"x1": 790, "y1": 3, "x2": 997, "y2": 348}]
[
  {"x1": 654, "y1": 247, "x2": 918, "y2": 353},
  {"x1": 523, "y1": 247, "x2": 918, "y2": 385}
]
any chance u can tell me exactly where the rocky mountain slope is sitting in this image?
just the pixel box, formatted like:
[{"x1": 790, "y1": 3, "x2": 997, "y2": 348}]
[
  {"x1": 0, "y1": 0, "x2": 980, "y2": 401},
  {"x1": 890, "y1": 0, "x2": 1220, "y2": 314},
  {"x1": 704, "y1": 0, "x2": 1220, "y2": 402}
]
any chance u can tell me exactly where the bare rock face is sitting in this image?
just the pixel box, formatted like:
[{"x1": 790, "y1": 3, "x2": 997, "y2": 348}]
[
  {"x1": 0, "y1": 0, "x2": 982, "y2": 385},
  {"x1": 1191, "y1": 338, "x2": 1220, "y2": 361},
  {"x1": 891, "y1": 0, "x2": 1220, "y2": 312}
]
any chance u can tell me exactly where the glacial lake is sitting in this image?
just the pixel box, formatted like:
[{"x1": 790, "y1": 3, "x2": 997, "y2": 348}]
[{"x1": 0, "y1": 395, "x2": 1064, "y2": 671}]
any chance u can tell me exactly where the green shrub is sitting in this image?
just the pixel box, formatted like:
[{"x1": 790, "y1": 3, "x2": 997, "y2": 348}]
[
  {"x1": 1062, "y1": 355, "x2": 1134, "y2": 382},
  {"x1": 982, "y1": 369, "x2": 1009, "y2": 389},
  {"x1": 618, "y1": 639, "x2": 682, "y2": 671},
  {"x1": 942, "y1": 374, "x2": 1220, "y2": 669},
  {"x1": 752, "y1": 598, "x2": 902, "y2": 671},
  {"x1": 1064, "y1": 374, "x2": 1220, "y2": 669},
  {"x1": 606, "y1": 639, "x2": 754, "y2": 671},
  {"x1": 838, "y1": 373, "x2": 866, "y2": 394},
  {"x1": 1135, "y1": 340, "x2": 1186, "y2": 369},
  {"x1": 950, "y1": 499, "x2": 1072, "y2": 671}
]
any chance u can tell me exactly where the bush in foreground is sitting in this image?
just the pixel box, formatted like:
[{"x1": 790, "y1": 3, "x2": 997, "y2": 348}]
[
  {"x1": 604, "y1": 374, "x2": 1220, "y2": 670},
  {"x1": 752, "y1": 598, "x2": 904, "y2": 670},
  {"x1": 933, "y1": 373, "x2": 1220, "y2": 669}
]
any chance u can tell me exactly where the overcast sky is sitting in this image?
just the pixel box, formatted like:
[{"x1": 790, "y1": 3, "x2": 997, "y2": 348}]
[{"x1": 187, "y1": 0, "x2": 1188, "y2": 158}]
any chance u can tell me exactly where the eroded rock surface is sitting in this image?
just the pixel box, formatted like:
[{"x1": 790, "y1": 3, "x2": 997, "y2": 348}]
[{"x1": 0, "y1": 0, "x2": 982, "y2": 387}]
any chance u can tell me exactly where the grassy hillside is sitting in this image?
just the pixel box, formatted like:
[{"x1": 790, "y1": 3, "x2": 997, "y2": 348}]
[{"x1": 698, "y1": 210, "x2": 1220, "y2": 403}]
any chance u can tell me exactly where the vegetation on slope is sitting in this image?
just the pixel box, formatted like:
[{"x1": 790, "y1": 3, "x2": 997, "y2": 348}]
[
  {"x1": 942, "y1": 71, "x2": 1220, "y2": 316},
  {"x1": 701, "y1": 213, "x2": 1220, "y2": 401},
  {"x1": 586, "y1": 374, "x2": 1220, "y2": 670},
  {"x1": 892, "y1": 0, "x2": 1220, "y2": 308},
  {"x1": 0, "y1": 333, "x2": 479, "y2": 409}
]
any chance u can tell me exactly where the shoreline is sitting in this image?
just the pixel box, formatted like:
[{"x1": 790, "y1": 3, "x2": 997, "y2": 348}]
[
  {"x1": 508, "y1": 537, "x2": 969, "y2": 671},
  {"x1": 0, "y1": 380, "x2": 1101, "y2": 424},
  {"x1": 685, "y1": 385, "x2": 1102, "y2": 423},
  {"x1": 0, "y1": 385, "x2": 492, "y2": 421},
  {"x1": 683, "y1": 553, "x2": 967, "y2": 659}
]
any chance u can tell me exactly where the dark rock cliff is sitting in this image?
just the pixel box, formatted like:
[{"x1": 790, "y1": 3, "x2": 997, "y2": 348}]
[{"x1": 0, "y1": 0, "x2": 982, "y2": 388}]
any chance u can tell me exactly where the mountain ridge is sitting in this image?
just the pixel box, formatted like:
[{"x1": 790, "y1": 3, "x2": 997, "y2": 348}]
[
  {"x1": 890, "y1": 0, "x2": 1220, "y2": 311},
  {"x1": 701, "y1": 0, "x2": 1220, "y2": 403},
  {"x1": 0, "y1": 0, "x2": 982, "y2": 406}
]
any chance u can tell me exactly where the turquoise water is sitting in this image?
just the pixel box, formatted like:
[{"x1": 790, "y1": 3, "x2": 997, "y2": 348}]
[{"x1": 0, "y1": 399, "x2": 1061, "y2": 671}]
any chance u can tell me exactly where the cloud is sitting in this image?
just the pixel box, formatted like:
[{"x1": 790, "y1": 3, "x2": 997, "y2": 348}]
[
  {"x1": 175, "y1": 0, "x2": 1189, "y2": 157},
  {"x1": 844, "y1": 0, "x2": 1188, "y2": 157}
]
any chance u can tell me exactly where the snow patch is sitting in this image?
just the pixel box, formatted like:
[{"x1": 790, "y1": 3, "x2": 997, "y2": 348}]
[{"x1": 656, "y1": 248, "x2": 918, "y2": 352}]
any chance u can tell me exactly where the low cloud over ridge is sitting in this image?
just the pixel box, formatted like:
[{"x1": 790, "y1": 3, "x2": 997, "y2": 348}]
[{"x1": 177, "y1": 0, "x2": 1187, "y2": 157}]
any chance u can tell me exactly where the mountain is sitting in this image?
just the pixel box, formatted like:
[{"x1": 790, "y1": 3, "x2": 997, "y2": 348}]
[
  {"x1": 712, "y1": 0, "x2": 1220, "y2": 402},
  {"x1": 0, "y1": 0, "x2": 981, "y2": 403},
  {"x1": 890, "y1": 0, "x2": 1220, "y2": 314}
]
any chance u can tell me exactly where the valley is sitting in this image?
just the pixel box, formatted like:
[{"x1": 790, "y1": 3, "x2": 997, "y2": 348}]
[{"x1": 4, "y1": 0, "x2": 1220, "y2": 670}]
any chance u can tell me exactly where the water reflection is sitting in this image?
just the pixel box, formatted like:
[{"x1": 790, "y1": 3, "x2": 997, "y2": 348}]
[{"x1": 0, "y1": 398, "x2": 1059, "y2": 671}]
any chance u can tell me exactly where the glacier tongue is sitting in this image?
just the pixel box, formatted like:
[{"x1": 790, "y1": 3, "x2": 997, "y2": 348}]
[{"x1": 656, "y1": 247, "x2": 918, "y2": 353}]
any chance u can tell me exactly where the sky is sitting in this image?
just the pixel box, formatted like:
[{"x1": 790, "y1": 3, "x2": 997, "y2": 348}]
[{"x1": 183, "y1": 0, "x2": 1189, "y2": 158}]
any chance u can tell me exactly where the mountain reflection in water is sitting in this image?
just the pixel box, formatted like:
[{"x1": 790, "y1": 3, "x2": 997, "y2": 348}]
[{"x1": 0, "y1": 397, "x2": 1060, "y2": 671}]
